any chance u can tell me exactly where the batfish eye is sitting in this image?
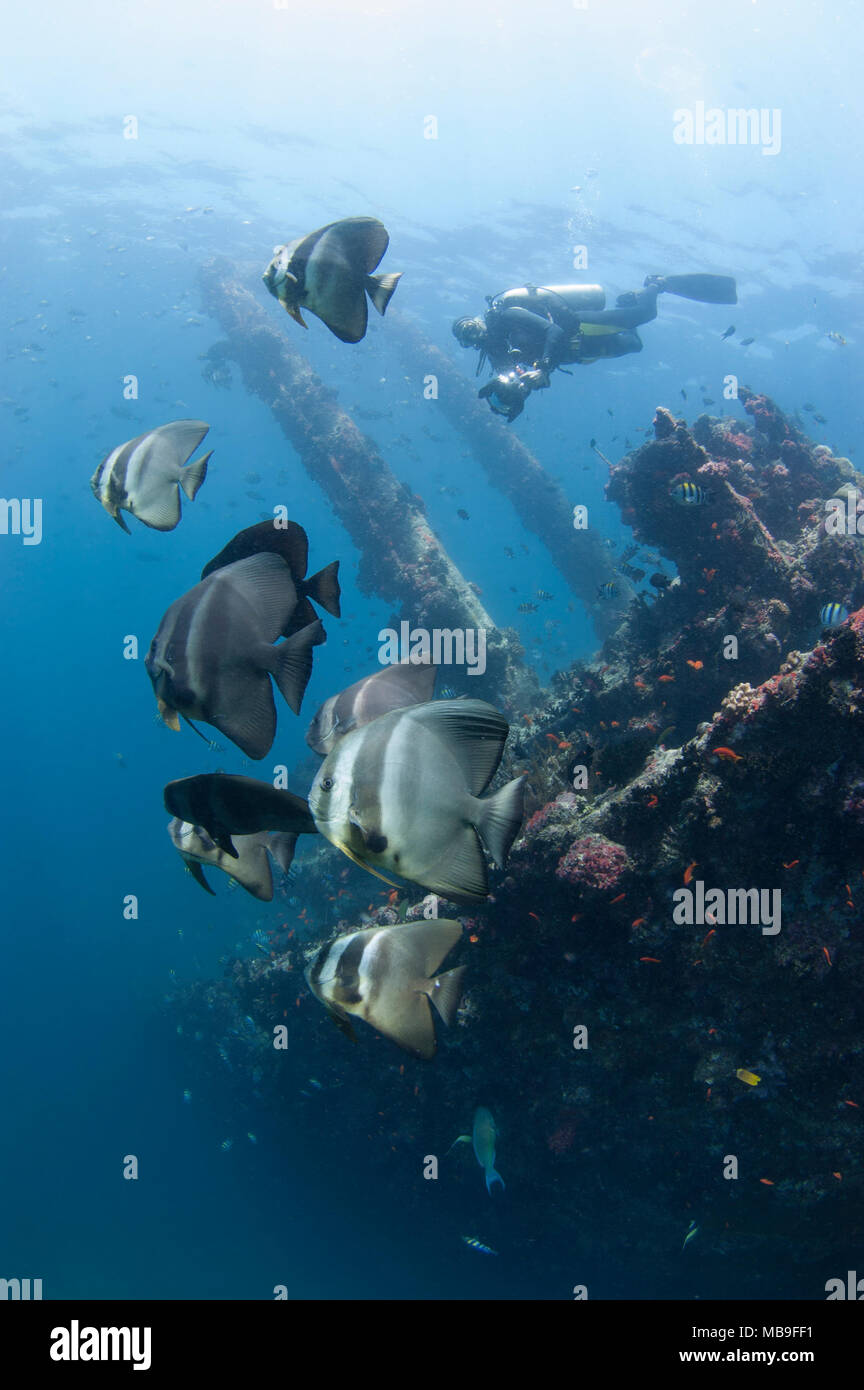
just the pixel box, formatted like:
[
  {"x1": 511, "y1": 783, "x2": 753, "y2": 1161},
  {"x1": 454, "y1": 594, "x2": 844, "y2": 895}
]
[{"x1": 320, "y1": 777, "x2": 334, "y2": 792}]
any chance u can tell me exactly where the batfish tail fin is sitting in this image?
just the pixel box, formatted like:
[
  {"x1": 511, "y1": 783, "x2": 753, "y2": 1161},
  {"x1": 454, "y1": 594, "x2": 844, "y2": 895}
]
[
  {"x1": 302, "y1": 559, "x2": 341, "y2": 617},
  {"x1": 366, "y1": 270, "x2": 402, "y2": 316},
  {"x1": 427, "y1": 964, "x2": 467, "y2": 1026},
  {"x1": 270, "y1": 619, "x2": 325, "y2": 714},
  {"x1": 266, "y1": 831, "x2": 299, "y2": 876},
  {"x1": 474, "y1": 775, "x2": 526, "y2": 868},
  {"x1": 179, "y1": 449, "x2": 212, "y2": 500}
]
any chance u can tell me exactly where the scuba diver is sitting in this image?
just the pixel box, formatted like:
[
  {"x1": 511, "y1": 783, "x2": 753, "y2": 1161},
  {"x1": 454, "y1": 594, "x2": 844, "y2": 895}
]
[{"x1": 452, "y1": 273, "x2": 738, "y2": 422}]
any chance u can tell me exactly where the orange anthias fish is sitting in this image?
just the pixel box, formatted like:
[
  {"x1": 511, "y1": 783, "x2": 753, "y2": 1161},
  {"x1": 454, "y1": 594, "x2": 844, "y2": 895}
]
[
  {"x1": 684, "y1": 861, "x2": 698, "y2": 885},
  {"x1": 686, "y1": 660, "x2": 703, "y2": 670},
  {"x1": 658, "y1": 674, "x2": 675, "y2": 683},
  {"x1": 713, "y1": 746, "x2": 743, "y2": 762}
]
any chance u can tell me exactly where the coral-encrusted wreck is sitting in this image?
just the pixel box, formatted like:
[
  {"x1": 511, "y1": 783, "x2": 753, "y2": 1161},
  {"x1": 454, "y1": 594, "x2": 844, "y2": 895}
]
[{"x1": 170, "y1": 389, "x2": 864, "y2": 1292}]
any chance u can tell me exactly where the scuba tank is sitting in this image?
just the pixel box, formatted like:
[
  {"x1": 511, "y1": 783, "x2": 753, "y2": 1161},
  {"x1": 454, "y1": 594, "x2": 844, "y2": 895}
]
[{"x1": 488, "y1": 284, "x2": 606, "y2": 315}]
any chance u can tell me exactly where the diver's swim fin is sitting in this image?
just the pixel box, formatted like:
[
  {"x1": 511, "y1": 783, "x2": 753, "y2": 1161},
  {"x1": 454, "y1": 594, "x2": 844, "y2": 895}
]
[{"x1": 657, "y1": 273, "x2": 737, "y2": 305}]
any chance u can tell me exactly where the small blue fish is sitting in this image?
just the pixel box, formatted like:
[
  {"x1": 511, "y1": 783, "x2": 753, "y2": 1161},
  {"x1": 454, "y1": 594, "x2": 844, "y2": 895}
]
[
  {"x1": 820, "y1": 602, "x2": 849, "y2": 628},
  {"x1": 670, "y1": 481, "x2": 711, "y2": 506},
  {"x1": 440, "y1": 686, "x2": 457, "y2": 699},
  {"x1": 462, "y1": 1236, "x2": 498, "y2": 1255},
  {"x1": 596, "y1": 581, "x2": 618, "y2": 600},
  {"x1": 220, "y1": 1138, "x2": 233, "y2": 1151},
  {"x1": 247, "y1": 1132, "x2": 258, "y2": 1145},
  {"x1": 682, "y1": 1219, "x2": 699, "y2": 1251},
  {"x1": 182, "y1": 1089, "x2": 192, "y2": 1104}
]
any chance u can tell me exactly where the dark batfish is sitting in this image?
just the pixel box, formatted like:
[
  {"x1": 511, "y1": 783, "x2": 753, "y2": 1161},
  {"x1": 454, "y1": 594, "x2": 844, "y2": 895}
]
[
  {"x1": 262, "y1": 217, "x2": 402, "y2": 343},
  {"x1": 169, "y1": 819, "x2": 299, "y2": 900},
  {"x1": 306, "y1": 662, "x2": 437, "y2": 757},
  {"x1": 164, "y1": 773, "x2": 316, "y2": 857},
  {"x1": 308, "y1": 699, "x2": 526, "y2": 902},
  {"x1": 90, "y1": 419, "x2": 212, "y2": 532},
  {"x1": 201, "y1": 519, "x2": 340, "y2": 638},
  {"x1": 305, "y1": 919, "x2": 466, "y2": 1058},
  {"x1": 146, "y1": 554, "x2": 325, "y2": 757}
]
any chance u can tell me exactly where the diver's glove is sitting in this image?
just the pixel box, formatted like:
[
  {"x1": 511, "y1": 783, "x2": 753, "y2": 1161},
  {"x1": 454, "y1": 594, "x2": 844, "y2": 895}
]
[{"x1": 524, "y1": 366, "x2": 551, "y2": 390}]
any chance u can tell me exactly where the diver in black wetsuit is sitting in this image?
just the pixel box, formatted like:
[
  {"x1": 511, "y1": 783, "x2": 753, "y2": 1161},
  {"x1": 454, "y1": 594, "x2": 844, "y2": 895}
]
[{"x1": 452, "y1": 273, "x2": 737, "y2": 422}]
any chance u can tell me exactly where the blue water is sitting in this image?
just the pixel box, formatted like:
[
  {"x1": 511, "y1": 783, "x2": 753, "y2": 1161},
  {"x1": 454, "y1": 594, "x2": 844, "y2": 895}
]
[{"x1": 1, "y1": 0, "x2": 862, "y2": 1300}]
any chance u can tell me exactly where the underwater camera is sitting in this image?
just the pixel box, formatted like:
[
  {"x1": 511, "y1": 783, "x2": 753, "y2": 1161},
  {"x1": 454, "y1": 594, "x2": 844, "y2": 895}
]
[{"x1": 478, "y1": 366, "x2": 548, "y2": 421}]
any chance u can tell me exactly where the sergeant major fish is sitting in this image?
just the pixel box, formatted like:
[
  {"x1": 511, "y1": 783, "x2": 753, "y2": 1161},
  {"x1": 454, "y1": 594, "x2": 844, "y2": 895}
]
[
  {"x1": 670, "y1": 481, "x2": 711, "y2": 506},
  {"x1": 820, "y1": 602, "x2": 849, "y2": 628}
]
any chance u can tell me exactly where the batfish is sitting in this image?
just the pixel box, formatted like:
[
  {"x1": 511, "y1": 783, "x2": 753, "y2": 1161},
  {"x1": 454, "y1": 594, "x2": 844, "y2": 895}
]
[
  {"x1": 201, "y1": 518, "x2": 340, "y2": 638},
  {"x1": 163, "y1": 773, "x2": 317, "y2": 858},
  {"x1": 91, "y1": 419, "x2": 212, "y2": 531},
  {"x1": 306, "y1": 662, "x2": 437, "y2": 756},
  {"x1": 262, "y1": 217, "x2": 402, "y2": 343},
  {"x1": 308, "y1": 699, "x2": 525, "y2": 901},
  {"x1": 305, "y1": 918, "x2": 466, "y2": 1059},
  {"x1": 146, "y1": 554, "x2": 324, "y2": 757},
  {"x1": 168, "y1": 819, "x2": 299, "y2": 900}
]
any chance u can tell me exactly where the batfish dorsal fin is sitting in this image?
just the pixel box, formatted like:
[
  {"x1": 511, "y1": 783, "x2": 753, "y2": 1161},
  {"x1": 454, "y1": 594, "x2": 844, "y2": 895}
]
[
  {"x1": 149, "y1": 419, "x2": 210, "y2": 464},
  {"x1": 397, "y1": 918, "x2": 463, "y2": 976},
  {"x1": 326, "y1": 216, "x2": 390, "y2": 273},
  {"x1": 209, "y1": 552, "x2": 299, "y2": 640},
  {"x1": 201, "y1": 519, "x2": 310, "y2": 581},
  {"x1": 404, "y1": 699, "x2": 509, "y2": 795}
]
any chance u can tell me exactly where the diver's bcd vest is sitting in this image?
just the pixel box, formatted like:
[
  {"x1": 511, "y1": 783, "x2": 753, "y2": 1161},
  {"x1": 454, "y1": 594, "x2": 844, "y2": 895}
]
[{"x1": 489, "y1": 284, "x2": 606, "y2": 316}]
